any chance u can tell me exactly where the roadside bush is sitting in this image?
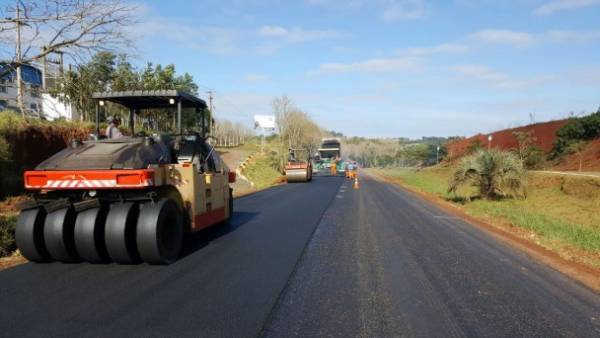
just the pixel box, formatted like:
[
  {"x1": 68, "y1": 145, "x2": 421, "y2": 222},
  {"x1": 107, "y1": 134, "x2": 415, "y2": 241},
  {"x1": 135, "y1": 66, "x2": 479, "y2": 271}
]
[
  {"x1": 449, "y1": 150, "x2": 527, "y2": 200},
  {"x1": 466, "y1": 139, "x2": 484, "y2": 154},
  {"x1": 522, "y1": 146, "x2": 545, "y2": 169},
  {"x1": 0, "y1": 111, "x2": 92, "y2": 198},
  {"x1": 266, "y1": 150, "x2": 284, "y2": 173},
  {"x1": 552, "y1": 109, "x2": 600, "y2": 157},
  {"x1": 0, "y1": 213, "x2": 17, "y2": 257}
]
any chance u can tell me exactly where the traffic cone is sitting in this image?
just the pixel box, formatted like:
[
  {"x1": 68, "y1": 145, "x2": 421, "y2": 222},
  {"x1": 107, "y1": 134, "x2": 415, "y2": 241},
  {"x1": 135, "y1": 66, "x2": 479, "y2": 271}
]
[{"x1": 353, "y1": 177, "x2": 360, "y2": 189}]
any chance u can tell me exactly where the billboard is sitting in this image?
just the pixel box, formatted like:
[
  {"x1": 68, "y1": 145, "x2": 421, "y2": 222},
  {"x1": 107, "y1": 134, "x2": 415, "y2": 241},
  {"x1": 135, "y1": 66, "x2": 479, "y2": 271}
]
[{"x1": 254, "y1": 115, "x2": 276, "y2": 130}]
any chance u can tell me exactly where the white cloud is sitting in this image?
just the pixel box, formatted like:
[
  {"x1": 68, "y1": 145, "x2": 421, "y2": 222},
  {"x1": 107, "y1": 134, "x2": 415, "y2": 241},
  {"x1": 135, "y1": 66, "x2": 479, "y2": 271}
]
[
  {"x1": 469, "y1": 29, "x2": 535, "y2": 47},
  {"x1": 255, "y1": 25, "x2": 341, "y2": 55},
  {"x1": 305, "y1": 0, "x2": 364, "y2": 8},
  {"x1": 240, "y1": 73, "x2": 271, "y2": 83},
  {"x1": 259, "y1": 25, "x2": 289, "y2": 37},
  {"x1": 259, "y1": 25, "x2": 341, "y2": 43},
  {"x1": 467, "y1": 28, "x2": 600, "y2": 48},
  {"x1": 130, "y1": 20, "x2": 241, "y2": 55},
  {"x1": 382, "y1": 0, "x2": 428, "y2": 22},
  {"x1": 397, "y1": 43, "x2": 470, "y2": 56},
  {"x1": 450, "y1": 64, "x2": 555, "y2": 90},
  {"x1": 533, "y1": 0, "x2": 600, "y2": 16},
  {"x1": 544, "y1": 30, "x2": 600, "y2": 43},
  {"x1": 313, "y1": 56, "x2": 423, "y2": 75},
  {"x1": 306, "y1": 0, "x2": 428, "y2": 22}
]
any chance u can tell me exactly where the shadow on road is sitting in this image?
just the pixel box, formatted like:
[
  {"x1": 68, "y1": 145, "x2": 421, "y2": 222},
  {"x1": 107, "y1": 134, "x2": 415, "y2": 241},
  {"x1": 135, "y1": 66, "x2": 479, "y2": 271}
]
[{"x1": 180, "y1": 211, "x2": 259, "y2": 258}]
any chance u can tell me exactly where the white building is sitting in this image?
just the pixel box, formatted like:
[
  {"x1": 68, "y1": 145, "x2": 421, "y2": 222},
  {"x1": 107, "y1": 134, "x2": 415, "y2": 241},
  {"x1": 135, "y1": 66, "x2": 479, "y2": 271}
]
[
  {"x1": 0, "y1": 63, "x2": 44, "y2": 115},
  {"x1": 0, "y1": 62, "x2": 75, "y2": 120}
]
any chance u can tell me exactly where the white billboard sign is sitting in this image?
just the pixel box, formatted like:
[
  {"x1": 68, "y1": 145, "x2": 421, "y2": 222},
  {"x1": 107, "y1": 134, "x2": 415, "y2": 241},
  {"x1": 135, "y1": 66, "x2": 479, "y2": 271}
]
[{"x1": 254, "y1": 115, "x2": 276, "y2": 130}]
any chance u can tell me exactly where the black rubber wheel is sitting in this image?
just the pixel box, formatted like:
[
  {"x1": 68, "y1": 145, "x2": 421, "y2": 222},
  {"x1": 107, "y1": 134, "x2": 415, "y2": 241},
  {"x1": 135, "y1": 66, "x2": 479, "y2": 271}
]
[
  {"x1": 137, "y1": 199, "x2": 183, "y2": 265},
  {"x1": 74, "y1": 207, "x2": 110, "y2": 263},
  {"x1": 105, "y1": 202, "x2": 140, "y2": 264},
  {"x1": 44, "y1": 207, "x2": 79, "y2": 263},
  {"x1": 15, "y1": 208, "x2": 53, "y2": 262},
  {"x1": 227, "y1": 188, "x2": 234, "y2": 222},
  {"x1": 220, "y1": 188, "x2": 234, "y2": 226}
]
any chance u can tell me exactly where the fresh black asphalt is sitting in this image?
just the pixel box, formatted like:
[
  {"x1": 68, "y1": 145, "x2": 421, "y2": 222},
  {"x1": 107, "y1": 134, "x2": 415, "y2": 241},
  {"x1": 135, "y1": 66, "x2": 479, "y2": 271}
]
[{"x1": 1, "y1": 175, "x2": 599, "y2": 337}]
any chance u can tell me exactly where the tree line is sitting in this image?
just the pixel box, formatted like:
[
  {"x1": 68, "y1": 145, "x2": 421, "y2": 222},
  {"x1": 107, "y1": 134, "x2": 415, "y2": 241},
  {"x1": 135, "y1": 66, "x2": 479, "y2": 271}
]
[
  {"x1": 54, "y1": 51, "x2": 198, "y2": 122},
  {"x1": 212, "y1": 119, "x2": 254, "y2": 147},
  {"x1": 342, "y1": 136, "x2": 457, "y2": 168}
]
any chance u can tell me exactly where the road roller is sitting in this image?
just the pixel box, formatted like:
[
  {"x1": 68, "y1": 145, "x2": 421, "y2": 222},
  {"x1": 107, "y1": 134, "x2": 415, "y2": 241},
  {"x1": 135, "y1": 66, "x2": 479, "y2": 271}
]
[
  {"x1": 16, "y1": 90, "x2": 235, "y2": 265},
  {"x1": 285, "y1": 148, "x2": 313, "y2": 183}
]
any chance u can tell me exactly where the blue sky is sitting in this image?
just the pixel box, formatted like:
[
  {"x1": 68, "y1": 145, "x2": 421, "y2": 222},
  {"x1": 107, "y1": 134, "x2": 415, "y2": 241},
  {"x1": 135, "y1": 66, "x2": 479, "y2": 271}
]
[{"x1": 129, "y1": 0, "x2": 600, "y2": 138}]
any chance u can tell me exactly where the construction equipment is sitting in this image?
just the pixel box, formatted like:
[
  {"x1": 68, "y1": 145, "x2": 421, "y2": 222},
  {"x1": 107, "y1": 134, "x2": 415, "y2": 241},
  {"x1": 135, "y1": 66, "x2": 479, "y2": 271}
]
[
  {"x1": 314, "y1": 138, "x2": 344, "y2": 176},
  {"x1": 16, "y1": 90, "x2": 235, "y2": 265},
  {"x1": 285, "y1": 148, "x2": 313, "y2": 183}
]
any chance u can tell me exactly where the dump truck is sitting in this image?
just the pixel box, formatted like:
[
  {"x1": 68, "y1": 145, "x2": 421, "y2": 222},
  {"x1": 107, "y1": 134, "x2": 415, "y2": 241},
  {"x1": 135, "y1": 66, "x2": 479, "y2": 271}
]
[
  {"x1": 285, "y1": 148, "x2": 313, "y2": 183},
  {"x1": 314, "y1": 138, "x2": 344, "y2": 175},
  {"x1": 16, "y1": 90, "x2": 235, "y2": 265}
]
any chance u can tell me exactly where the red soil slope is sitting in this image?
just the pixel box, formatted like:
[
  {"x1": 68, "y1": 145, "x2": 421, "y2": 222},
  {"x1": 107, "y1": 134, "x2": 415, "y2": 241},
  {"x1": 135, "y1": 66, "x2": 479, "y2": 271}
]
[
  {"x1": 554, "y1": 138, "x2": 600, "y2": 171},
  {"x1": 447, "y1": 119, "x2": 569, "y2": 158}
]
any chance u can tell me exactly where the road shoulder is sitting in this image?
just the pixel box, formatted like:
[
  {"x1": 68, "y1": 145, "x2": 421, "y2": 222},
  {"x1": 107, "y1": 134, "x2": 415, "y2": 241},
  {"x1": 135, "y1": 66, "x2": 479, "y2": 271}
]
[{"x1": 366, "y1": 169, "x2": 600, "y2": 292}]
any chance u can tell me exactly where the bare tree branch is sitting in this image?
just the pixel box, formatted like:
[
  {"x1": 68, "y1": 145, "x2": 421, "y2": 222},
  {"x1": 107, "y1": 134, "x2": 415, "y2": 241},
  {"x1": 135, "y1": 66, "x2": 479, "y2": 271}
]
[{"x1": 3, "y1": 0, "x2": 135, "y2": 66}]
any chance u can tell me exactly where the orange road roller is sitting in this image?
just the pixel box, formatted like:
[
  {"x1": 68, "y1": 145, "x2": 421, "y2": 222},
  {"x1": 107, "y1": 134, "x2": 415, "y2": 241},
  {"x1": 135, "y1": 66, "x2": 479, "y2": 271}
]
[{"x1": 284, "y1": 148, "x2": 313, "y2": 183}]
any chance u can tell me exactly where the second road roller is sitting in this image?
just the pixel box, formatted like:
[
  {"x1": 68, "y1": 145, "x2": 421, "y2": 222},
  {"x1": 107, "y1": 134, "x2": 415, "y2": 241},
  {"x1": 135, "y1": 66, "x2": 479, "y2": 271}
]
[{"x1": 284, "y1": 148, "x2": 313, "y2": 183}]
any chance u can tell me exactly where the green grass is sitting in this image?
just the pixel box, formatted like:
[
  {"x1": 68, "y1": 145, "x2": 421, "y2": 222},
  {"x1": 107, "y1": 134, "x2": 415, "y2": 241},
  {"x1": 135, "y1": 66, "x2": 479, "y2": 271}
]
[
  {"x1": 374, "y1": 167, "x2": 600, "y2": 266},
  {"x1": 379, "y1": 168, "x2": 450, "y2": 196},
  {"x1": 468, "y1": 200, "x2": 600, "y2": 252},
  {"x1": 243, "y1": 151, "x2": 283, "y2": 190}
]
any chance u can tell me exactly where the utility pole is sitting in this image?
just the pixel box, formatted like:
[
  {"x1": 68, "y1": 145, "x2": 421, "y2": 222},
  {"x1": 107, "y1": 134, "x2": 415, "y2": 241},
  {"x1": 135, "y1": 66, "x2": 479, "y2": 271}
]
[
  {"x1": 207, "y1": 91, "x2": 214, "y2": 113},
  {"x1": 15, "y1": 0, "x2": 24, "y2": 116}
]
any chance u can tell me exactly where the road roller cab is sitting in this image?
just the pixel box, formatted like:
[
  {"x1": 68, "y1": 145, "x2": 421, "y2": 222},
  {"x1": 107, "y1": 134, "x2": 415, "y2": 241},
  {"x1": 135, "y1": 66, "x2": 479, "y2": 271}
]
[{"x1": 16, "y1": 90, "x2": 235, "y2": 265}]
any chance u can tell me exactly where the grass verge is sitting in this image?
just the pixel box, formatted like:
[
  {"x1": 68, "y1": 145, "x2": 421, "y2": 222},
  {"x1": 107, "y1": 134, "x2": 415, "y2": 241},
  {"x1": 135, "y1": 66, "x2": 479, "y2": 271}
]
[
  {"x1": 243, "y1": 151, "x2": 284, "y2": 191},
  {"x1": 372, "y1": 167, "x2": 600, "y2": 268}
]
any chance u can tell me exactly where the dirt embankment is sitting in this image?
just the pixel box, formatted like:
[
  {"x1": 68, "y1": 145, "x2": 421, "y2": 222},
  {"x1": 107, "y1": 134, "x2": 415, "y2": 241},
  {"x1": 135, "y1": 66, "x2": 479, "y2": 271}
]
[
  {"x1": 447, "y1": 119, "x2": 569, "y2": 158},
  {"x1": 553, "y1": 138, "x2": 600, "y2": 171},
  {"x1": 446, "y1": 118, "x2": 600, "y2": 171}
]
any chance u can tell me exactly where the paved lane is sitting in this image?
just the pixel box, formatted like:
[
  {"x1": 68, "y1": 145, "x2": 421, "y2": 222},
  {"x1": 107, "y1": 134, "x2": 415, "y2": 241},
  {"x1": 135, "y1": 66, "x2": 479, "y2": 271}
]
[
  {"x1": 263, "y1": 174, "x2": 600, "y2": 337},
  {"x1": 0, "y1": 177, "x2": 342, "y2": 337},
  {"x1": 1, "y1": 174, "x2": 599, "y2": 337}
]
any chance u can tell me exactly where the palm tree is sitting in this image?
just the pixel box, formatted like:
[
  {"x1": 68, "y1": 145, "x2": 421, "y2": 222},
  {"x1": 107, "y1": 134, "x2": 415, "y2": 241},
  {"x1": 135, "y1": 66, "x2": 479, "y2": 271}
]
[{"x1": 449, "y1": 150, "x2": 527, "y2": 200}]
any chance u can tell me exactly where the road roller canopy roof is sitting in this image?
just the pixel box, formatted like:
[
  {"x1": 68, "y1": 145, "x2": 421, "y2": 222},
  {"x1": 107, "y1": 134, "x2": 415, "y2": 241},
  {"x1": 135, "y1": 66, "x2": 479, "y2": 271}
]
[
  {"x1": 91, "y1": 90, "x2": 211, "y2": 137},
  {"x1": 92, "y1": 90, "x2": 207, "y2": 110}
]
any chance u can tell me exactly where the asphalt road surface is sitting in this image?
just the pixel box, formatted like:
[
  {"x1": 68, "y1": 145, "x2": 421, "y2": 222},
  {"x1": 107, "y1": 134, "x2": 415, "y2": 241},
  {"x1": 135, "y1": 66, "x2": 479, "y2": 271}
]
[{"x1": 1, "y1": 175, "x2": 599, "y2": 337}]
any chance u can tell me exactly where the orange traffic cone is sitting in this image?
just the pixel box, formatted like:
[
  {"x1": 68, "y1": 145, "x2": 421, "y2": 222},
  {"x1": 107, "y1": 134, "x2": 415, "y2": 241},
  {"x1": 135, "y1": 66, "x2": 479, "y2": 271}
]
[{"x1": 353, "y1": 177, "x2": 360, "y2": 189}]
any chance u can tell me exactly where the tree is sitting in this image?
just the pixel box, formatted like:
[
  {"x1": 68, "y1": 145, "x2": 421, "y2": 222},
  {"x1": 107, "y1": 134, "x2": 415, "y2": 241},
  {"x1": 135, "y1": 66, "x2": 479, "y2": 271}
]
[
  {"x1": 567, "y1": 140, "x2": 587, "y2": 172},
  {"x1": 1, "y1": 0, "x2": 134, "y2": 115},
  {"x1": 552, "y1": 109, "x2": 600, "y2": 158},
  {"x1": 449, "y1": 150, "x2": 527, "y2": 200},
  {"x1": 57, "y1": 51, "x2": 117, "y2": 120},
  {"x1": 111, "y1": 54, "x2": 138, "y2": 91},
  {"x1": 272, "y1": 95, "x2": 322, "y2": 169},
  {"x1": 55, "y1": 52, "x2": 200, "y2": 122},
  {"x1": 212, "y1": 118, "x2": 253, "y2": 147},
  {"x1": 512, "y1": 130, "x2": 544, "y2": 169}
]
